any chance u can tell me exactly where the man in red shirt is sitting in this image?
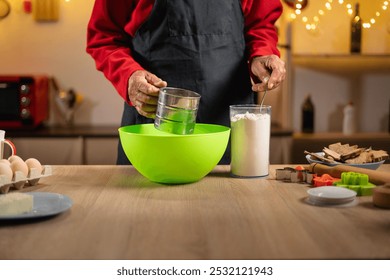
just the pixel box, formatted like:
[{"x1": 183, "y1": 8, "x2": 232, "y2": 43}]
[{"x1": 87, "y1": 0, "x2": 286, "y2": 164}]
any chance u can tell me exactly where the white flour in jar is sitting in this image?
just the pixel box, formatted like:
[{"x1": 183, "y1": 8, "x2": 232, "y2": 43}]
[{"x1": 230, "y1": 111, "x2": 270, "y2": 177}]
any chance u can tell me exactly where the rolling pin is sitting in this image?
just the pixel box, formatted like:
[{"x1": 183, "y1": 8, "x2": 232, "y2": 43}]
[{"x1": 307, "y1": 163, "x2": 390, "y2": 185}]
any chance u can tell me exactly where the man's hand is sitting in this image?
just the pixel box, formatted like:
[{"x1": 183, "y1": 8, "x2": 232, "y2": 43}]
[
  {"x1": 250, "y1": 55, "x2": 286, "y2": 92},
  {"x1": 128, "y1": 70, "x2": 167, "y2": 118}
]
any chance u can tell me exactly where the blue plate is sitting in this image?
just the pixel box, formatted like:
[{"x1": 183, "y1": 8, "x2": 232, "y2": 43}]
[{"x1": 0, "y1": 192, "x2": 73, "y2": 220}]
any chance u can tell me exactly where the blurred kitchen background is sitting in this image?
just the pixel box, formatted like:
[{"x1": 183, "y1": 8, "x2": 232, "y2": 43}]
[{"x1": 0, "y1": 0, "x2": 389, "y2": 165}]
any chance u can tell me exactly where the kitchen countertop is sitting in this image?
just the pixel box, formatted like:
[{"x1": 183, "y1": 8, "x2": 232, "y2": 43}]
[{"x1": 1, "y1": 164, "x2": 389, "y2": 260}]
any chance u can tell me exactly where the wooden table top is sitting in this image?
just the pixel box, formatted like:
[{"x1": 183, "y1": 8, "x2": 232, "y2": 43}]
[{"x1": 1, "y1": 165, "x2": 389, "y2": 260}]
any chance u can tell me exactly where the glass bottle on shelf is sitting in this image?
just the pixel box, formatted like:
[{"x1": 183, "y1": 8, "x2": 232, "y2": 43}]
[
  {"x1": 351, "y1": 2, "x2": 362, "y2": 53},
  {"x1": 301, "y1": 94, "x2": 314, "y2": 133},
  {"x1": 342, "y1": 101, "x2": 356, "y2": 135}
]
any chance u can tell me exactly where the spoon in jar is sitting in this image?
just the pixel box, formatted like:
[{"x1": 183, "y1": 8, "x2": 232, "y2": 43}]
[{"x1": 259, "y1": 77, "x2": 270, "y2": 107}]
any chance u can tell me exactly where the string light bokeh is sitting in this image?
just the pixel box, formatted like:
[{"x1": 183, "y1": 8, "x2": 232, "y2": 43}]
[{"x1": 288, "y1": 0, "x2": 389, "y2": 32}]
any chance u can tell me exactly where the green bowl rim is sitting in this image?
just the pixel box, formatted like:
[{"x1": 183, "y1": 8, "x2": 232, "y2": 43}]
[{"x1": 118, "y1": 123, "x2": 230, "y2": 137}]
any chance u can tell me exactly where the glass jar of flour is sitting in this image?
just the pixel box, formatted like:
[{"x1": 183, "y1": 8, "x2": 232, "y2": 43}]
[{"x1": 230, "y1": 105, "x2": 271, "y2": 177}]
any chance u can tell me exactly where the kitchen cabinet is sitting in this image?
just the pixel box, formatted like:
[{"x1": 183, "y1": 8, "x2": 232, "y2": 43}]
[
  {"x1": 5, "y1": 126, "x2": 293, "y2": 165},
  {"x1": 270, "y1": 135, "x2": 292, "y2": 164},
  {"x1": 9, "y1": 137, "x2": 119, "y2": 165},
  {"x1": 9, "y1": 137, "x2": 83, "y2": 165},
  {"x1": 5, "y1": 126, "x2": 119, "y2": 165},
  {"x1": 84, "y1": 138, "x2": 118, "y2": 165}
]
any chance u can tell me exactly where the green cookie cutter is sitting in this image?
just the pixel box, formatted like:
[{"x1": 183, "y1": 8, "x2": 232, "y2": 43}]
[{"x1": 333, "y1": 172, "x2": 375, "y2": 196}]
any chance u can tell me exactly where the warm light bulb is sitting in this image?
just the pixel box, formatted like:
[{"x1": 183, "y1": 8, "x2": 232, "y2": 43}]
[{"x1": 294, "y1": 0, "x2": 389, "y2": 35}]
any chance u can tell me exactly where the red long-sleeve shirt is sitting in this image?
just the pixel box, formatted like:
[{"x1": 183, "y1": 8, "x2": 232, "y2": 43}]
[{"x1": 86, "y1": 0, "x2": 283, "y2": 103}]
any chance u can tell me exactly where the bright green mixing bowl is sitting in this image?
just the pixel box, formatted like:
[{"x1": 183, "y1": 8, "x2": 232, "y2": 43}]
[{"x1": 118, "y1": 123, "x2": 230, "y2": 184}]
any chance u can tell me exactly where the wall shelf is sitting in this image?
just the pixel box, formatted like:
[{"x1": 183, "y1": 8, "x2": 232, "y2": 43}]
[{"x1": 292, "y1": 54, "x2": 390, "y2": 74}]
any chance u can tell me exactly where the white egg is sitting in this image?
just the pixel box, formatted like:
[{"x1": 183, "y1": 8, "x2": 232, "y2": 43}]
[
  {"x1": 0, "y1": 159, "x2": 10, "y2": 166},
  {"x1": 0, "y1": 162, "x2": 13, "y2": 181},
  {"x1": 10, "y1": 160, "x2": 29, "y2": 177},
  {"x1": 8, "y1": 155, "x2": 24, "y2": 163},
  {"x1": 25, "y1": 158, "x2": 43, "y2": 174}
]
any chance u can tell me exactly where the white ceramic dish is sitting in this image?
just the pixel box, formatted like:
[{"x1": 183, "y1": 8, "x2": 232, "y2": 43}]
[
  {"x1": 0, "y1": 192, "x2": 72, "y2": 220},
  {"x1": 307, "y1": 186, "x2": 357, "y2": 205},
  {"x1": 306, "y1": 152, "x2": 384, "y2": 170},
  {"x1": 305, "y1": 197, "x2": 358, "y2": 207}
]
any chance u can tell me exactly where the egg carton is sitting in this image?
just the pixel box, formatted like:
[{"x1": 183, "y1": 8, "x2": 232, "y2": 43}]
[{"x1": 0, "y1": 165, "x2": 52, "y2": 194}]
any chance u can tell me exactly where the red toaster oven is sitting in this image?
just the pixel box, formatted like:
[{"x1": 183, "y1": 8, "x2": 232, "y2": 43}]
[{"x1": 0, "y1": 75, "x2": 49, "y2": 129}]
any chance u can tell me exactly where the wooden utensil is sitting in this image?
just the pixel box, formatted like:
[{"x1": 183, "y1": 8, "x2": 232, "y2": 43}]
[{"x1": 307, "y1": 163, "x2": 390, "y2": 185}]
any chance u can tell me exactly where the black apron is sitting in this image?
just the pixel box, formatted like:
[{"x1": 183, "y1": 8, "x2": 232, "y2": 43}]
[{"x1": 118, "y1": 0, "x2": 253, "y2": 164}]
